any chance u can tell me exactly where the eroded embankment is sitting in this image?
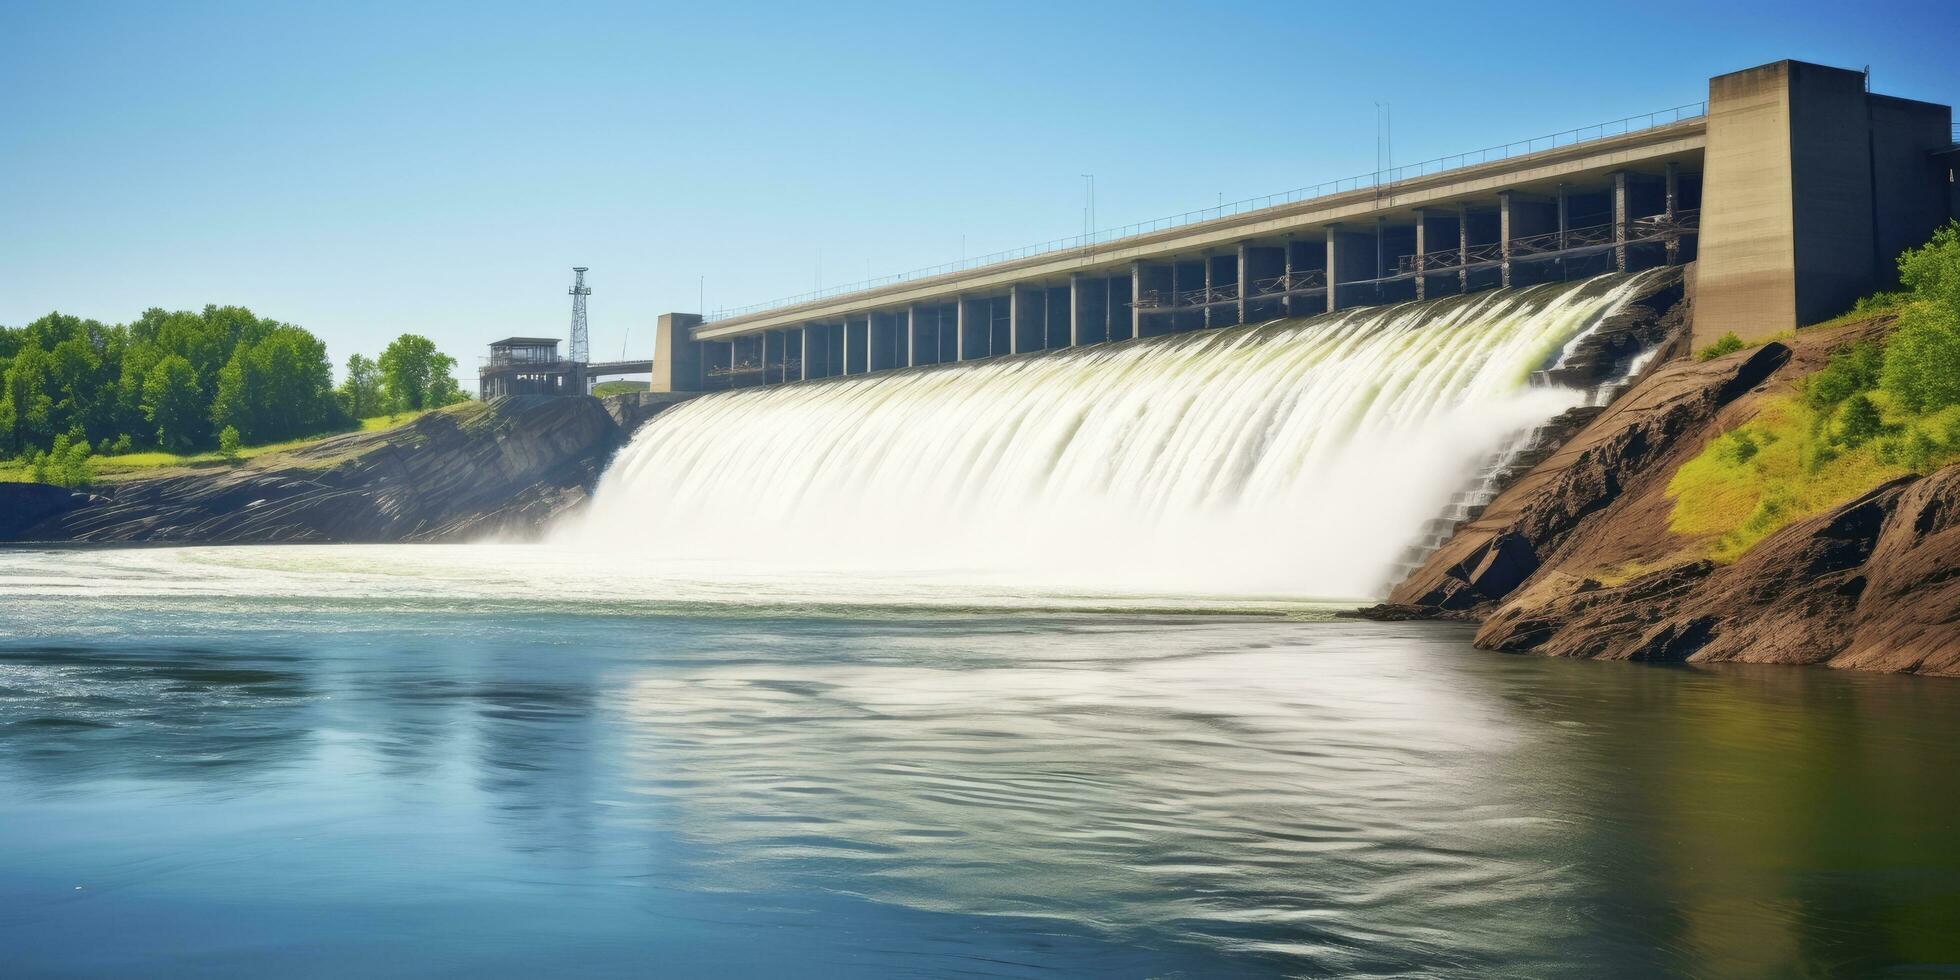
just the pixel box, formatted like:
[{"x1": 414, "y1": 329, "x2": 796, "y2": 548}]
[
  {"x1": 0, "y1": 393, "x2": 689, "y2": 544},
  {"x1": 1380, "y1": 316, "x2": 1960, "y2": 675}
]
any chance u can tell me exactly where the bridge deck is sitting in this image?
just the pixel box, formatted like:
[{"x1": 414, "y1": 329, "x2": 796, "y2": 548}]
[{"x1": 696, "y1": 113, "x2": 1707, "y2": 341}]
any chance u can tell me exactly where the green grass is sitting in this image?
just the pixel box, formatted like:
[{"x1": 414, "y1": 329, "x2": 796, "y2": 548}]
[
  {"x1": 1667, "y1": 390, "x2": 1960, "y2": 561},
  {"x1": 1695, "y1": 327, "x2": 1795, "y2": 361},
  {"x1": 591, "y1": 380, "x2": 649, "y2": 397},
  {"x1": 0, "y1": 408, "x2": 442, "y2": 484}
]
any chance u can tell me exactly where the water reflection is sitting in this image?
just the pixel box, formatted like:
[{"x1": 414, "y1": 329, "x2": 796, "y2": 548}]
[
  {"x1": 0, "y1": 611, "x2": 1956, "y2": 977},
  {"x1": 0, "y1": 644, "x2": 314, "y2": 785}
]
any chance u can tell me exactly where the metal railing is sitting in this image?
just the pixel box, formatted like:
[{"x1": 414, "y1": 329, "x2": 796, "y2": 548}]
[
  {"x1": 705, "y1": 101, "x2": 1708, "y2": 322},
  {"x1": 480, "y1": 353, "x2": 568, "y2": 370}
]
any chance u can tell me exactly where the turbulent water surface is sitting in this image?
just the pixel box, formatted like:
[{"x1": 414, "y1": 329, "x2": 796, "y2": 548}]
[
  {"x1": 2, "y1": 545, "x2": 1959, "y2": 978},
  {"x1": 561, "y1": 274, "x2": 1662, "y2": 597}
]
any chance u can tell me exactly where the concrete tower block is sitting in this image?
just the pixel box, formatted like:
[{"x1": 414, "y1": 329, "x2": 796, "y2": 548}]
[
  {"x1": 1696, "y1": 60, "x2": 1951, "y2": 346},
  {"x1": 650, "y1": 313, "x2": 704, "y2": 393}
]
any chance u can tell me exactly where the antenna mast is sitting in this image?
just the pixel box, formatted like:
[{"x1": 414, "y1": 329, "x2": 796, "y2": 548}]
[{"x1": 568, "y1": 267, "x2": 591, "y2": 364}]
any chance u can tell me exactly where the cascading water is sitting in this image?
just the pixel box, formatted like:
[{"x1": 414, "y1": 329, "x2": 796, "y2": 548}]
[{"x1": 554, "y1": 272, "x2": 1664, "y2": 600}]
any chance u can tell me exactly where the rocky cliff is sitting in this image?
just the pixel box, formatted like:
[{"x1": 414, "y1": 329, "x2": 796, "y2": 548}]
[
  {"x1": 0, "y1": 392, "x2": 692, "y2": 544},
  {"x1": 1378, "y1": 314, "x2": 1960, "y2": 676}
]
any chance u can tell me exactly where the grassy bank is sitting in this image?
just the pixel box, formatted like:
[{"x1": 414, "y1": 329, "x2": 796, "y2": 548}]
[
  {"x1": 1667, "y1": 222, "x2": 1960, "y2": 561},
  {"x1": 1668, "y1": 389, "x2": 1959, "y2": 561},
  {"x1": 590, "y1": 380, "x2": 649, "y2": 397},
  {"x1": 0, "y1": 408, "x2": 439, "y2": 484}
]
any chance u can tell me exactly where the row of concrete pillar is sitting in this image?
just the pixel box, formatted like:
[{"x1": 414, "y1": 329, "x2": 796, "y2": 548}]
[{"x1": 666, "y1": 165, "x2": 1697, "y2": 390}]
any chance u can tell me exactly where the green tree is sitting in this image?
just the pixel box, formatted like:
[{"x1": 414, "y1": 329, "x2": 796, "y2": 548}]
[
  {"x1": 378, "y1": 334, "x2": 465, "y2": 411},
  {"x1": 336, "y1": 353, "x2": 383, "y2": 419},
  {"x1": 1895, "y1": 221, "x2": 1960, "y2": 313},
  {"x1": 218, "y1": 425, "x2": 242, "y2": 462},
  {"x1": 1880, "y1": 221, "x2": 1960, "y2": 413},
  {"x1": 1880, "y1": 307, "x2": 1960, "y2": 413},
  {"x1": 1, "y1": 341, "x2": 54, "y2": 456},
  {"x1": 143, "y1": 355, "x2": 204, "y2": 450},
  {"x1": 211, "y1": 325, "x2": 343, "y2": 443}
]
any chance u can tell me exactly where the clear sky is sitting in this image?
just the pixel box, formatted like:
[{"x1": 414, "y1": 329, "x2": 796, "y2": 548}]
[{"x1": 4, "y1": 0, "x2": 1956, "y2": 388}]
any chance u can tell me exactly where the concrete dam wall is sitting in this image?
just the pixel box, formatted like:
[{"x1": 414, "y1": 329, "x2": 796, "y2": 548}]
[
  {"x1": 647, "y1": 60, "x2": 1952, "y2": 397},
  {"x1": 557, "y1": 272, "x2": 1671, "y2": 599}
]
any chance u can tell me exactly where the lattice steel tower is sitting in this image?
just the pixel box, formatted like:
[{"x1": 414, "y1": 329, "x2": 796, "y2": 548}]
[{"x1": 568, "y1": 266, "x2": 591, "y2": 364}]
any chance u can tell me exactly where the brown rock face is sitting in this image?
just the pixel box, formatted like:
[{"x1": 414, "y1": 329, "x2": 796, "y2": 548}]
[
  {"x1": 1477, "y1": 468, "x2": 1960, "y2": 675},
  {"x1": 1391, "y1": 341, "x2": 1792, "y2": 610},
  {"x1": 1387, "y1": 309, "x2": 1958, "y2": 676},
  {"x1": 0, "y1": 393, "x2": 693, "y2": 545}
]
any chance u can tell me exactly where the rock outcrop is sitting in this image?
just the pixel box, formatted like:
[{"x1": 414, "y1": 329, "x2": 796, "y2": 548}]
[
  {"x1": 0, "y1": 393, "x2": 694, "y2": 544},
  {"x1": 1381, "y1": 310, "x2": 1960, "y2": 676},
  {"x1": 1391, "y1": 339, "x2": 1795, "y2": 611},
  {"x1": 1477, "y1": 466, "x2": 1960, "y2": 674}
]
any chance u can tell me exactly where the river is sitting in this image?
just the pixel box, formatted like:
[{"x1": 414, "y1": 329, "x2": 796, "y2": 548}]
[{"x1": 2, "y1": 545, "x2": 1956, "y2": 977}]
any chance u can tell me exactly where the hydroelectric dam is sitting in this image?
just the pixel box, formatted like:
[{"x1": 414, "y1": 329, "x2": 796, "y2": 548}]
[
  {"x1": 574, "y1": 59, "x2": 1958, "y2": 599},
  {"x1": 650, "y1": 61, "x2": 1956, "y2": 391}
]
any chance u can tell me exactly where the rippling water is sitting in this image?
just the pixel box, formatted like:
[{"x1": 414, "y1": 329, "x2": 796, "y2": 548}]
[{"x1": 3, "y1": 546, "x2": 1958, "y2": 977}]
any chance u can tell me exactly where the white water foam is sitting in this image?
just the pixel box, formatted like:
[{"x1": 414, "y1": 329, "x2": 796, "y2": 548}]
[{"x1": 555, "y1": 273, "x2": 1660, "y2": 600}]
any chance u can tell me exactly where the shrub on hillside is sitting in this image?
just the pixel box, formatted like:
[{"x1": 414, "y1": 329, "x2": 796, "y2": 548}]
[
  {"x1": 27, "y1": 433, "x2": 94, "y2": 488},
  {"x1": 1696, "y1": 332, "x2": 1745, "y2": 361},
  {"x1": 1836, "y1": 394, "x2": 1885, "y2": 447},
  {"x1": 1803, "y1": 340, "x2": 1884, "y2": 411}
]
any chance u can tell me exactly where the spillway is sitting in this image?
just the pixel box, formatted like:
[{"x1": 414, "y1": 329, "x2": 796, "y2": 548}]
[{"x1": 555, "y1": 272, "x2": 1665, "y2": 599}]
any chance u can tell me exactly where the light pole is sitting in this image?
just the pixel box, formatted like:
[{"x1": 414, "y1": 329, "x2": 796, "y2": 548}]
[{"x1": 1080, "y1": 173, "x2": 1096, "y2": 251}]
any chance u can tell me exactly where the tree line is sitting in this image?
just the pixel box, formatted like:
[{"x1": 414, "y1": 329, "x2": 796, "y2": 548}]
[{"x1": 1, "y1": 305, "x2": 468, "y2": 461}]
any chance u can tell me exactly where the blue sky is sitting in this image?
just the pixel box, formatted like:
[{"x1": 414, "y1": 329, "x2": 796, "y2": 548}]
[{"x1": 3, "y1": 0, "x2": 1956, "y2": 387}]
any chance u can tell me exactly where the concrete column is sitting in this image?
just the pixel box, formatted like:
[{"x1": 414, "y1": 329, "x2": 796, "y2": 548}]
[
  {"x1": 1557, "y1": 184, "x2": 1569, "y2": 247},
  {"x1": 1416, "y1": 216, "x2": 1434, "y2": 299},
  {"x1": 1168, "y1": 260, "x2": 1183, "y2": 333},
  {"x1": 1499, "y1": 191, "x2": 1515, "y2": 289},
  {"x1": 1128, "y1": 262, "x2": 1150, "y2": 338},
  {"x1": 1374, "y1": 218, "x2": 1387, "y2": 303},
  {"x1": 1664, "y1": 161, "x2": 1682, "y2": 265},
  {"x1": 955, "y1": 297, "x2": 969, "y2": 361},
  {"x1": 1281, "y1": 239, "x2": 1296, "y2": 316},
  {"x1": 761, "y1": 330, "x2": 777, "y2": 384},
  {"x1": 1457, "y1": 204, "x2": 1471, "y2": 294},
  {"x1": 1324, "y1": 227, "x2": 1339, "y2": 313},
  {"x1": 1237, "y1": 243, "x2": 1253, "y2": 324},
  {"x1": 1613, "y1": 171, "x2": 1630, "y2": 272},
  {"x1": 906, "y1": 306, "x2": 927, "y2": 367},
  {"x1": 650, "y1": 313, "x2": 705, "y2": 393}
]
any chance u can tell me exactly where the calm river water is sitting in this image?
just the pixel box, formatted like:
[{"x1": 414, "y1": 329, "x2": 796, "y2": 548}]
[{"x1": 1, "y1": 545, "x2": 1957, "y2": 977}]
